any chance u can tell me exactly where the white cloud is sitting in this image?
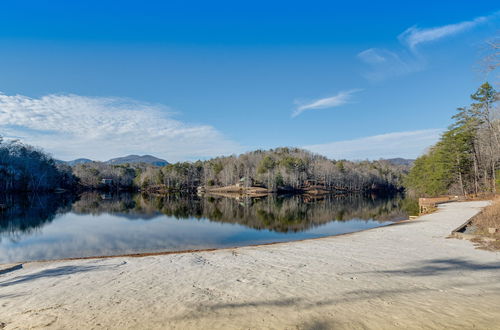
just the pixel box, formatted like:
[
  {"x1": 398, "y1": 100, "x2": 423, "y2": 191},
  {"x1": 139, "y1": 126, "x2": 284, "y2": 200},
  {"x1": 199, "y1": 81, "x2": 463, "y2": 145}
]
[
  {"x1": 357, "y1": 48, "x2": 423, "y2": 81},
  {"x1": 358, "y1": 12, "x2": 499, "y2": 81},
  {"x1": 303, "y1": 129, "x2": 443, "y2": 160},
  {"x1": 292, "y1": 89, "x2": 361, "y2": 117},
  {"x1": 357, "y1": 48, "x2": 388, "y2": 64},
  {"x1": 0, "y1": 93, "x2": 241, "y2": 162},
  {"x1": 399, "y1": 15, "x2": 490, "y2": 51}
]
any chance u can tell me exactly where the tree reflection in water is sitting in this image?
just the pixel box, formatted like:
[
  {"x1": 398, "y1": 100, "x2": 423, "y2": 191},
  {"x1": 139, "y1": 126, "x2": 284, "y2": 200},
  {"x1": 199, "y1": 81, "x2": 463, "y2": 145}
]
[
  {"x1": 0, "y1": 193, "x2": 75, "y2": 242},
  {"x1": 0, "y1": 192, "x2": 418, "y2": 240}
]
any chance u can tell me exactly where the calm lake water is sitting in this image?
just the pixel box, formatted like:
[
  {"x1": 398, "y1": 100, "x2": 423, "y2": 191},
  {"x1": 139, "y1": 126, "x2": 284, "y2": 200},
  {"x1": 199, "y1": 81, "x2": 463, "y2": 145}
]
[{"x1": 0, "y1": 192, "x2": 418, "y2": 263}]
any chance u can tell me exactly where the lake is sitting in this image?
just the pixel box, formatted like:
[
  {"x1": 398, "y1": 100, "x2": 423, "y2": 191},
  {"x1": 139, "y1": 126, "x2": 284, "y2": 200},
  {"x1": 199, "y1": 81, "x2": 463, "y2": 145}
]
[{"x1": 0, "y1": 192, "x2": 418, "y2": 263}]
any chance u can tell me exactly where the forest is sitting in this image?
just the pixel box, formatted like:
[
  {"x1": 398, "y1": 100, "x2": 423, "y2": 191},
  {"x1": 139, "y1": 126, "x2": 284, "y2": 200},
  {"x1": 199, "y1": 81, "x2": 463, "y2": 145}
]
[
  {"x1": 405, "y1": 82, "x2": 500, "y2": 197},
  {"x1": 0, "y1": 137, "x2": 76, "y2": 192},
  {"x1": 135, "y1": 148, "x2": 408, "y2": 193},
  {"x1": 0, "y1": 136, "x2": 409, "y2": 194}
]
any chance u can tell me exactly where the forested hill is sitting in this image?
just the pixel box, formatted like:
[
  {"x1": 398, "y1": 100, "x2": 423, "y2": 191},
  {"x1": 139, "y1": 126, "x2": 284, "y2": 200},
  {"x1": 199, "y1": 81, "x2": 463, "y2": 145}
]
[
  {"x1": 0, "y1": 138, "x2": 76, "y2": 192},
  {"x1": 405, "y1": 82, "x2": 499, "y2": 197},
  {"x1": 135, "y1": 148, "x2": 410, "y2": 193},
  {"x1": 0, "y1": 138, "x2": 409, "y2": 193}
]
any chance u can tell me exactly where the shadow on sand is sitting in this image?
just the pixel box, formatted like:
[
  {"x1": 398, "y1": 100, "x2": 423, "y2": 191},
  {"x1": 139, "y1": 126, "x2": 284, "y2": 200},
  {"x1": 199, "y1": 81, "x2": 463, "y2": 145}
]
[
  {"x1": 0, "y1": 262, "x2": 126, "y2": 287},
  {"x1": 169, "y1": 257, "x2": 500, "y2": 323}
]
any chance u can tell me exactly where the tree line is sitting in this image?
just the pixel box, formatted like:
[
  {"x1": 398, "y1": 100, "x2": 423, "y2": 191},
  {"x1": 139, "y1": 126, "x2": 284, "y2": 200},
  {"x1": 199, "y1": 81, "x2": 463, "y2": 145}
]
[
  {"x1": 405, "y1": 82, "x2": 499, "y2": 197},
  {"x1": 136, "y1": 148, "x2": 408, "y2": 193},
  {"x1": 0, "y1": 137, "x2": 409, "y2": 194},
  {"x1": 0, "y1": 137, "x2": 76, "y2": 192}
]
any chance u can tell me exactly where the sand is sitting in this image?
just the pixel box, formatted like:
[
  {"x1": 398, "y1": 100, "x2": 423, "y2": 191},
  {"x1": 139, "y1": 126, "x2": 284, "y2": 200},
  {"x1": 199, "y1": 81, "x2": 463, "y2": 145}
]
[{"x1": 1, "y1": 201, "x2": 500, "y2": 329}]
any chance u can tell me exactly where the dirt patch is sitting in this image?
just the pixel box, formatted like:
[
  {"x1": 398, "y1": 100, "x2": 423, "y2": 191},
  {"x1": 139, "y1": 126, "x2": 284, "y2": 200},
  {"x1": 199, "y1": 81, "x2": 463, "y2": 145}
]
[{"x1": 466, "y1": 197, "x2": 500, "y2": 250}]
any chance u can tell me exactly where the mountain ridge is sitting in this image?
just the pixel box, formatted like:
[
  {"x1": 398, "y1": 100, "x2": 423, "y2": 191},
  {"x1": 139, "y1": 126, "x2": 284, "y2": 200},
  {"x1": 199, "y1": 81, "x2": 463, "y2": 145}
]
[
  {"x1": 106, "y1": 155, "x2": 169, "y2": 166},
  {"x1": 59, "y1": 155, "x2": 411, "y2": 168},
  {"x1": 60, "y1": 155, "x2": 169, "y2": 167}
]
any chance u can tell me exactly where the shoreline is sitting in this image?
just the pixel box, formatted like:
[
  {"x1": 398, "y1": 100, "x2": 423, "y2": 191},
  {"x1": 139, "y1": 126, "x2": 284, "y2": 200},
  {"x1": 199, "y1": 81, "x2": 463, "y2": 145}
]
[
  {"x1": 1, "y1": 201, "x2": 499, "y2": 329},
  {"x1": 3, "y1": 218, "x2": 414, "y2": 266}
]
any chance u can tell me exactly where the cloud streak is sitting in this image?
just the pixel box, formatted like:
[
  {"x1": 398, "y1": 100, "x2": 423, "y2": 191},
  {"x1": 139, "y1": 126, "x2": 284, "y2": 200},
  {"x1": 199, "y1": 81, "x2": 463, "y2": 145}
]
[
  {"x1": 292, "y1": 89, "x2": 361, "y2": 117},
  {"x1": 399, "y1": 15, "x2": 490, "y2": 51},
  {"x1": 0, "y1": 93, "x2": 241, "y2": 162},
  {"x1": 358, "y1": 11, "x2": 499, "y2": 81},
  {"x1": 357, "y1": 48, "x2": 422, "y2": 81},
  {"x1": 303, "y1": 129, "x2": 443, "y2": 160}
]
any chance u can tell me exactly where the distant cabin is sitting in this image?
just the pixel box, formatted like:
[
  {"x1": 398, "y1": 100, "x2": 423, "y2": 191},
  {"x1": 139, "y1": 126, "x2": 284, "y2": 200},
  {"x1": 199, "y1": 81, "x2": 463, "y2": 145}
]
[
  {"x1": 101, "y1": 178, "x2": 113, "y2": 185},
  {"x1": 235, "y1": 177, "x2": 253, "y2": 187}
]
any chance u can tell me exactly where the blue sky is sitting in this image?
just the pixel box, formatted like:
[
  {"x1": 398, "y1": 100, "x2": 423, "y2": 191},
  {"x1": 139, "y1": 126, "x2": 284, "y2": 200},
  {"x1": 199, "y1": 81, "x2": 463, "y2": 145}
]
[{"x1": 0, "y1": 1, "x2": 498, "y2": 161}]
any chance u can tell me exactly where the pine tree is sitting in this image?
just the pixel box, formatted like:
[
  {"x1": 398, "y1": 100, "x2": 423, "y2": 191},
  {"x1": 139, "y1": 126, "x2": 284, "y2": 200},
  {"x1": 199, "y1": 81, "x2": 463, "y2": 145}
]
[{"x1": 405, "y1": 83, "x2": 498, "y2": 196}]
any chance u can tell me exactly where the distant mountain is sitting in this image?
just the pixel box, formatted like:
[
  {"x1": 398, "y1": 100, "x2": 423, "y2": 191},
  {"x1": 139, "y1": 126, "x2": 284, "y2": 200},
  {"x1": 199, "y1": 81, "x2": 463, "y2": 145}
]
[
  {"x1": 105, "y1": 155, "x2": 169, "y2": 166},
  {"x1": 66, "y1": 158, "x2": 93, "y2": 166},
  {"x1": 59, "y1": 155, "x2": 168, "y2": 167},
  {"x1": 384, "y1": 158, "x2": 415, "y2": 166},
  {"x1": 56, "y1": 158, "x2": 93, "y2": 166}
]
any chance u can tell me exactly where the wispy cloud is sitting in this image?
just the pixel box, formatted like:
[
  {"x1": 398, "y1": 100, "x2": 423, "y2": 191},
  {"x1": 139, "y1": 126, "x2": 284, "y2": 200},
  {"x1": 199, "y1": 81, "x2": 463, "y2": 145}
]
[
  {"x1": 357, "y1": 48, "x2": 424, "y2": 82},
  {"x1": 358, "y1": 12, "x2": 499, "y2": 81},
  {"x1": 357, "y1": 48, "x2": 423, "y2": 81},
  {"x1": 0, "y1": 93, "x2": 241, "y2": 161},
  {"x1": 292, "y1": 89, "x2": 361, "y2": 118},
  {"x1": 303, "y1": 129, "x2": 443, "y2": 160},
  {"x1": 399, "y1": 15, "x2": 490, "y2": 51}
]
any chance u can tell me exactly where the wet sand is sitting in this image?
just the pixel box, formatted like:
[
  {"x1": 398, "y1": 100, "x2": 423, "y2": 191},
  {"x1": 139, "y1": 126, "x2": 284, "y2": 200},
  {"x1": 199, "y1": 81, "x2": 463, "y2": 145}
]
[{"x1": 1, "y1": 201, "x2": 499, "y2": 329}]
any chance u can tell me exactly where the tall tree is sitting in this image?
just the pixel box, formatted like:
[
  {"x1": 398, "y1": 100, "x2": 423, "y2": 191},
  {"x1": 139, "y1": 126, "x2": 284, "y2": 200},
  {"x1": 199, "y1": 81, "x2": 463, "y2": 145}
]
[
  {"x1": 405, "y1": 83, "x2": 499, "y2": 196},
  {"x1": 470, "y1": 82, "x2": 499, "y2": 192}
]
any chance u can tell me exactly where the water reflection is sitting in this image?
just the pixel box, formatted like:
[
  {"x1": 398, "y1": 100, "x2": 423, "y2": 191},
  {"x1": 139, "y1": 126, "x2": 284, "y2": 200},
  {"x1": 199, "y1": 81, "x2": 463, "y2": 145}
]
[
  {"x1": 0, "y1": 193, "x2": 75, "y2": 242},
  {"x1": 69, "y1": 192, "x2": 414, "y2": 230},
  {"x1": 147, "y1": 193, "x2": 412, "y2": 231},
  {"x1": 0, "y1": 192, "x2": 417, "y2": 263}
]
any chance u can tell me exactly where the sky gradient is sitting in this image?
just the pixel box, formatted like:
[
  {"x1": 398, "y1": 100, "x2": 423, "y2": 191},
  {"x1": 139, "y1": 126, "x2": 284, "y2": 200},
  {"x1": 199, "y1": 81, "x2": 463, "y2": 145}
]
[{"x1": 0, "y1": 1, "x2": 499, "y2": 162}]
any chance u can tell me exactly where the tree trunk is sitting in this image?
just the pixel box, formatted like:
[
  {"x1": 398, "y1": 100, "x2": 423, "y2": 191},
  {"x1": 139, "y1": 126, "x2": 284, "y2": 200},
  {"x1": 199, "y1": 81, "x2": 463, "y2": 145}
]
[
  {"x1": 473, "y1": 153, "x2": 479, "y2": 195},
  {"x1": 492, "y1": 162, "x2": 497, "y2": 194},
  {"x1": 456, "y1": 154, "x2": 466, "y2": 196}
]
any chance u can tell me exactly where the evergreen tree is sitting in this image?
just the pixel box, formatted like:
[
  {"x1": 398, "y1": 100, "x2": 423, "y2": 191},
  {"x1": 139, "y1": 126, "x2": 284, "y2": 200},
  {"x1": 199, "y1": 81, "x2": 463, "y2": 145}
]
[{"x1": 405, "y1": 83, "x2": 498, "y2": 196}]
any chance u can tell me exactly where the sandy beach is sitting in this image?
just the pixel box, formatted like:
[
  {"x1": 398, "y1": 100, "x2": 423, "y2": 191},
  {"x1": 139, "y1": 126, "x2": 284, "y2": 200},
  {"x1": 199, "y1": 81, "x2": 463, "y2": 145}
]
[{"x1": 1, "y1": 200, "x2": 499, "y2": 329}]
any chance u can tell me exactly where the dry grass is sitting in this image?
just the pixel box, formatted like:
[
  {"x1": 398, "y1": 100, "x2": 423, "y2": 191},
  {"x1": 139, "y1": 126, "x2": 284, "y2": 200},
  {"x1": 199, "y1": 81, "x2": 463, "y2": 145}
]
[{"x1": 470, "y1": 196, "x2": 500, "y2": 250}]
